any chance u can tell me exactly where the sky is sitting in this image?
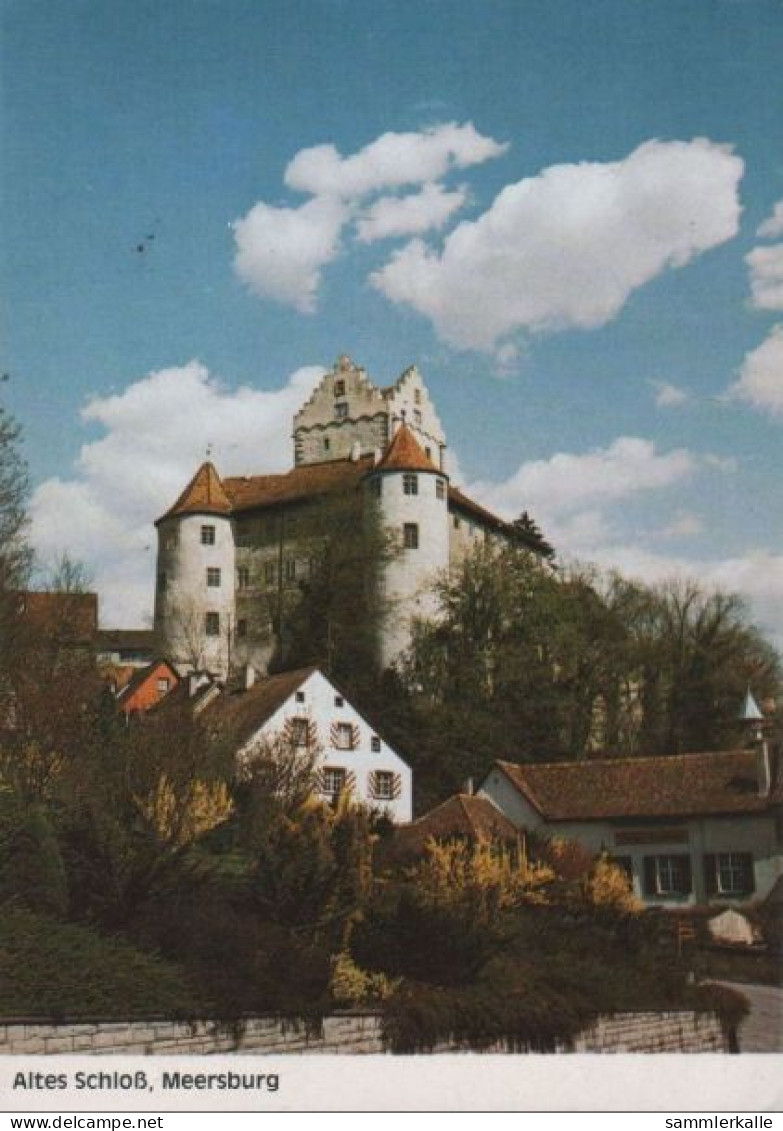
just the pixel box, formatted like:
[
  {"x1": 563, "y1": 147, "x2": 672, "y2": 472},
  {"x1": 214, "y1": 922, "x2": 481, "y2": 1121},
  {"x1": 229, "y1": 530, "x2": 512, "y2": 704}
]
[{"x1": 1, "y1": 0, "x2": 782, "y2": 648}]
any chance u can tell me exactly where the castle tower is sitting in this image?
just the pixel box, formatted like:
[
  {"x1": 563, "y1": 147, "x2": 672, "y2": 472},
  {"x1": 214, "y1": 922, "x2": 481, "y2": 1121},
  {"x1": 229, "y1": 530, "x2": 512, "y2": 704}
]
[
  {"x1": 154, "y1": 462, "x2": 236, "y2": 678},
  {"x1": 366, "y1": 424, "x2": 450, "y2": 669},
  {"x1": 294, "y1": 355, "x2": 447, "y2": 469}
]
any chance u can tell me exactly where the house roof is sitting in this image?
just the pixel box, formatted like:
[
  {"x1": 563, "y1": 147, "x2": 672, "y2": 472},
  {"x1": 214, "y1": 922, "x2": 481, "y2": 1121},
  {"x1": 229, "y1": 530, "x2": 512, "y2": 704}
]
[
  {"x1": 448, "y1": 486, "x2": 510, "y2": 533},
  {"x1": 96, "y1": 628, "x2": 157, "y2": 653},
  {"x1": 200, "y1": 666, "x2": 318, "y2": 751},
  {"x1": 390, "y1": 793, "x2": 521, "y2": 859},
  {"x1": 490, "y1": 750, "x2": 781, "y2": 822},
  {"x1": 160, "y1": 461, "x2": 233, "y2": 521},
  {"x1": 374, "y1": 424, "x2": 440, "y2": 474},
  {"x1": 116, "y1": 658, "x2": 179, "y2": 704}
]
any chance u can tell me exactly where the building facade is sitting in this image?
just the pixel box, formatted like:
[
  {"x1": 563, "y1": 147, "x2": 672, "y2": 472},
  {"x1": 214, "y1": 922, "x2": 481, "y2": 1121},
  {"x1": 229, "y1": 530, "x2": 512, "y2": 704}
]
[{"x1": 154, "y1": 356, "x2": 543, "y2": 678}]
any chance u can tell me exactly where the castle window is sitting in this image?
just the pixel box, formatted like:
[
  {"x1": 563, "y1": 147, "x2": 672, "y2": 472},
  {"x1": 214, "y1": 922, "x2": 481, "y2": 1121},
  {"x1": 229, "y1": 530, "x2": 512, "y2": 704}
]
[
  {"x1": 436, "y1": 479, "x2": 445, "y2": 500},
  {"x1": 157, "y1": 572, "x2": 167, "y2": 592},
  {"x1": 322, "y1": 767, "x2": 346, "y2": 798},
  {"x1": 323, "y1": 437, "x2": 331, "y2": 453},
  {"x1": 335, "y1": 402, "x2": 348, "y2": 420},
  {"x1": 205, "y1": 612, "x2": 220, "y2": 636},
  {"x1": 372, "y1": 771, "x2": 396, "y2": 801},
  {"x1": 453, "y1": 515, "x2": 461, "y2": 530},
  {"x1": 290, "y1": 717, "x2": 310, "y2": 748},
  {"x1": 334, "y1": 723, "x2": 354, "y2": 750},
  {"x1": 371, "y1": 735, "x2": 381, "y2": 753},
  {"x1": 403, "y1": 473, "x2": 418, "y2": 496},
  {"x1": 334, "y1": 379, "x2": 346, "y2": 397},
  {"x1": 207, "y1": 567, "x2": 221, "y2": 587},
  {"x1": 403, "y1": 523, "x2": 419, "y2": 549},
  {"x1": 201, "y1": 525, "x2": 216, "y2": 545},
  {"x1": 264, "y1": 561, "x2": 276, "y2": 585},
  {"x1": 285, "y1": 558, "x2": 297, "y2": 582},
  {"x1": 237, "y1": 618, "x2": 248, "y2": 638},
  {"x1": 414, "y1": 388, "x2": 421, "y2": 405},
  {"x1": 237, "y1": 566, "x2": 250, "y2": 589},
  {"x1": 414, "y1": 409, "x2": 422, "y2": 426}
]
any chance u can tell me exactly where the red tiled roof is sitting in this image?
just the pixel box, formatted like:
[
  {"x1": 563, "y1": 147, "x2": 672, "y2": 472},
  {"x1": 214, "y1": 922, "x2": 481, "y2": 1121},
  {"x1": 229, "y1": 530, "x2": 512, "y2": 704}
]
[
  {"x1": 159, "y1": 462, "x2": 233, "y2": 521},
  {"x1": 389, "y1": 793, "x2": 521, "y2": 860},
  {"x1": 492, "y1": 751, "x2": 780, "y2": 821},
  {"x1": 223, "y1": 455, "x2": 375, "y2": 513},
  {"x1": 448, "y1": 486, "x2": 509, "y2": 532},
  {"x1": 374, "y1": 424, "x2": 440, "y2": 474},
  {"x1": 199, "y1": 666, "x2": 319, "y2": 750}
]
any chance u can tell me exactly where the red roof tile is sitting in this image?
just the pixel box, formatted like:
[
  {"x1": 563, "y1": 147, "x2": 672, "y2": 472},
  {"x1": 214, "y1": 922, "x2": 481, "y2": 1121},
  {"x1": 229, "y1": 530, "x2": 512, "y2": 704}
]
[
  {"x1": 199, "y1": 666, "x2": 319, "y2": 750},
  {"x1": 160, "y1": 462, "x2": 233, "y2": 521},
  {"x1": 389, "y1": 793, "x2": 521, "y2": 860},
  {"x1": 223, "y1": 455, "x2": 374, "y2": 513},
  {"x1": 375, "y1": 424, "x2": 440, "y2": 474},
  {"x1": 492, "y1": 751, "x2": 780, "y2": 821}
]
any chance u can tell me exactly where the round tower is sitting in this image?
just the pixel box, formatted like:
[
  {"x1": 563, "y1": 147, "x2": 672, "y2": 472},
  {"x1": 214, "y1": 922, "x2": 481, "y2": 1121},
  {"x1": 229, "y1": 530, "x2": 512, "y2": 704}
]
[
  {"x1": 365, "y1": 424, "x2": 450, "y2": 669},
  {"x1": 154, "y1": 462, "x2": 236, "y2": 678}
]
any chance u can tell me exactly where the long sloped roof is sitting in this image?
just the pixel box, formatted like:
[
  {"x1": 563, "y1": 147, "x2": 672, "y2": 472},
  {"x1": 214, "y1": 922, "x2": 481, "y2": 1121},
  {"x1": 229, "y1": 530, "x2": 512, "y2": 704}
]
[
  {"x1": 491, "y1": 750, "x2": 781, "y2": 821},
  {"x1": 199, "y1": 666, "x2": 319, "y2": 751}
]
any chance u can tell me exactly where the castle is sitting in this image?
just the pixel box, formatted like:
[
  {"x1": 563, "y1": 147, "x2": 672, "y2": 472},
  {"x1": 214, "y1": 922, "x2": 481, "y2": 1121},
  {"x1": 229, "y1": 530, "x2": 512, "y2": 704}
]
[{"x1": 154, "y1": 355, "x2": 541, "y2": 677}]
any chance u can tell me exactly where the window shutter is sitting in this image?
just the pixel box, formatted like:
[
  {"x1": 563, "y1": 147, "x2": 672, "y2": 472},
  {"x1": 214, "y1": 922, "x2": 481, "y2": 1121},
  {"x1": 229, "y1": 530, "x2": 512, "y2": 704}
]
[
  {"x1": 643, "y1": 856, "x2": 657, "y2": 896},
  {"x1": 741, "y1": 853, "x2": 755, "y2": 894},
  {"x1": 679, "y1": 854, "x2": 693, "y2": 895},
  {"x1": 703, "y1": 854, "x2": 717, "y2": 896},
  {"x1": 392, "y1": 773, "x2": 402, "y2": 800}
]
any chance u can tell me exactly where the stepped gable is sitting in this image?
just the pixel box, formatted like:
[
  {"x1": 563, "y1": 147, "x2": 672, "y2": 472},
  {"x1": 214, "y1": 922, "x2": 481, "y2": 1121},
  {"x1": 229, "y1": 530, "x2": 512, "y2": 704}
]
[
  {"x1": 223, "y1": 454, "x2": 375, "y2": 513},
  {"x1": 374, "y1": 423, "x2": 440, "y2": 474},
  {"x1": 158, "y1": 461, "x2": 232, "y2": 522},
  {"x1": 493, "y1": 750, "x2": 780, "y2": 821}
]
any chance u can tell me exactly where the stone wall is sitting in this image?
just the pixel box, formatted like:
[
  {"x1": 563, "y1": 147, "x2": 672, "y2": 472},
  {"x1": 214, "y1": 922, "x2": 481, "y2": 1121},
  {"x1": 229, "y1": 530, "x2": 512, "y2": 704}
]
[{"x1": 0, "y1": 1010, "x2": 731, "y2": 1055}]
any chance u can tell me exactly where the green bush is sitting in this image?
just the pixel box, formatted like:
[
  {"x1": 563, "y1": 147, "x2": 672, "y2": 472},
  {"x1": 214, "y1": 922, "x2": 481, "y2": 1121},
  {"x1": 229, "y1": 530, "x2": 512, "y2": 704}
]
[
  {"x1": 0, "y1": 795, "x2": 68, "y2": 917},
  {"x1": 0, "y1": 903, "x2": 198, "y2": 1018}
]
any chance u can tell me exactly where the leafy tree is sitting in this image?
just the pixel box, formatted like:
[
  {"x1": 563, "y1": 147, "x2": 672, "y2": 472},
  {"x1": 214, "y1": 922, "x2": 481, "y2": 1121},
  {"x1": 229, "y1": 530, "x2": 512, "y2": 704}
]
[{"x1": 0, "y1": 403, "x2": 32, "y2": 679}]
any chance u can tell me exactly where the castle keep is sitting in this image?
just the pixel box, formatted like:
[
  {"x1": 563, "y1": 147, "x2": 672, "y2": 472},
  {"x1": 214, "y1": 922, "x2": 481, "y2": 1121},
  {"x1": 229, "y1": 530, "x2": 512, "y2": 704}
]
[{"x1": 154, "y1": 356, "x2": 533, "y2": 677}]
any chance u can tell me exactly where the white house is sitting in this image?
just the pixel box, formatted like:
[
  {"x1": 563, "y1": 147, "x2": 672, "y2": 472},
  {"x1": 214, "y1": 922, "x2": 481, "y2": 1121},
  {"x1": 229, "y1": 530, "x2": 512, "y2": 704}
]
[
  {"x1": 200, "y1": 665, "x2": 412, "y2": 823},
  {"x1": 479, "y1": 746, "x2": 782, "y2": 908}
]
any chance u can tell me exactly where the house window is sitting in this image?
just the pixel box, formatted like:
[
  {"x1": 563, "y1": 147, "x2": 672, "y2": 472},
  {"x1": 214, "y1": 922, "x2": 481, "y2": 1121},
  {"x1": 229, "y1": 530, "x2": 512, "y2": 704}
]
[
  {"x1": 436, "y1": 479, "x2": 445, "y2": 500},
  {"x1": 290, "y1": 717, "x2": 310, "y2": 748},
  {"x1": 295, "y1": 690, "x2": 305, "y2": 703},
  {"x1": 335, "y1": 402, "x2": 348, "y2": 420},
  {"x1": 403, "y1": 473, "x2": 418, "y2": 495},
  {"x1": 403, "y1": 523, "x2": 419, "y2": 549},
  {"x1": 334, "y1": 379, "x2": 346, "y2": 397},
  {"x1": 264, "y1": 561, "x2": 276, "y2": 585},
  {"x1": 205, "y1": 612, "x2": 220, "y2": 636},
  {"x1": 207, "y1": 567, "x2": 221, "y2": 587},
  {"x1": 372, "y1": 771, "x2": 396, "y2": 801},
  {"x1": 157, "y1": 572, "x2": 167, "y2": 592},
  {"x1": 322, "y1": 767, "x2": 346, "y2": 797},
  {"x1": 334, "y1": 695, "x2": 344, "y2": 708},
  {"x1": 156, "y1": 678, "x2": 170, "y2": 694},
  {"x1": 237, "y1": 566, "x2": 250, "y2": 589},
  {"x1": 371, "y1": 735, "x2": 381, "y2": 753},
  {"x1": 706, "y1": 852, "x2": 755, "y2": 896},
  {"x1": 201, "y1": 525, "x2": 215, "y2": 545},
  {"x1": 237, "y1": 618, "x2": 248, "y2": 638},
  {"x1": 643, "y1": 854, "x2": 692, "y2": 897},
  {"x1": 334, "y1": 722, "x2": 354, "y2": 750}
]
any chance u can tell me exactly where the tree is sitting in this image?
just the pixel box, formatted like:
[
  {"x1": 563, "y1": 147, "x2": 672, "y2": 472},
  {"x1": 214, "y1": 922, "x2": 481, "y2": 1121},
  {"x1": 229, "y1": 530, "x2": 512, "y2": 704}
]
[{"x1": 0, "y1": 403, "x2": 32, "y2": 677}]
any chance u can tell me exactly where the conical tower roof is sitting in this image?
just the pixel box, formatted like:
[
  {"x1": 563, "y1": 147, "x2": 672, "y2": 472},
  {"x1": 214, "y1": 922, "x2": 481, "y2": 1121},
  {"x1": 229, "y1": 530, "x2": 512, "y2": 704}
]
[
  {"x1": 158, "y1": 462, "x2": 232, "y2": 522},
  {"x1": 375, "y1": 423, "x2": 441, "y2": 474}
]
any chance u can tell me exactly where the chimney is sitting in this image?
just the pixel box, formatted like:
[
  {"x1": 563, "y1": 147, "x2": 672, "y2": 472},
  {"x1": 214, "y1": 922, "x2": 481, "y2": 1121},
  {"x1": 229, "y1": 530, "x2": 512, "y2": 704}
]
[
  {"x1": 350, "y1": 440, "x2": 361, "y2": 462},
  {"x1": 462, "y1": 777, "x2": 474, "y2": 796},
  {"x1": 243, "y1": 663, "x2": 256, "y2": 692},
  {"x1": 188, "y1": 672, "x2": 200, "y2": 698}
]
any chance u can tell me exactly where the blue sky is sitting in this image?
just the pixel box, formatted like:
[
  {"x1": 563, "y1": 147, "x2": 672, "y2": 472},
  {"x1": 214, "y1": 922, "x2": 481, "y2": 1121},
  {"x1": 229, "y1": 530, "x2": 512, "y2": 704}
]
[{"x1": 2, "y1": 0, "x2": 782, "y2": 644}]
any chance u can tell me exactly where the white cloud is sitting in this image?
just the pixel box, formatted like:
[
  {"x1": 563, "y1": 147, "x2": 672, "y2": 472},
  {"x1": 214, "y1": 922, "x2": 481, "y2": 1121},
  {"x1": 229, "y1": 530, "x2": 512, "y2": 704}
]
[
  {"x1": 284, "y1": 122, "x2": 507, "y2": 199},
  {"x1": 232, "y1": 197, "x2": 349, "y2": 312},
  {"x1": 356, "y1": 183, "x2": 468, "y2": 243},
  {"x1": 728, "y1": 324, "x2": 783, "y2": 417},
  {"x1": 371, "y1": 138, "x2": 744, "y2": 351},
  {"x1": 29, "y1": 361, "x2": 325, "y2": 626},
  {"x1": 746, "y1": 243, "x2": 783, "y2": 311},
  {"x1": 470, "y1": 436, "x2": 696, "y2": 519},
  {"x1": 657, "y1": 511, "x2": 704, "y2": 538},
  {"x1": 757, "y1": 201, "x2": 783, "y2": 239},
  {"x1": 651, "y1": 380, "x2": 689, "y2": 408}
]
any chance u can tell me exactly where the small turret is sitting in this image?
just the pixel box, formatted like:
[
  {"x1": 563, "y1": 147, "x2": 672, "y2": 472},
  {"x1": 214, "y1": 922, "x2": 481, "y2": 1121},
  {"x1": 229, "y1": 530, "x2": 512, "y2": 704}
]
[{"x1": 739, "y1": 688, "x2": 772, "y2": 798}]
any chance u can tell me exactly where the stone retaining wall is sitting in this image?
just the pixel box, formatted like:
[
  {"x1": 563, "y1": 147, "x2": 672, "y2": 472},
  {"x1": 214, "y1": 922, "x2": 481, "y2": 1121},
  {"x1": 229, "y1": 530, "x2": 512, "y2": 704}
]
[{"x1": 0, "y1": 1011, "x2": 730, "y2": 1055}]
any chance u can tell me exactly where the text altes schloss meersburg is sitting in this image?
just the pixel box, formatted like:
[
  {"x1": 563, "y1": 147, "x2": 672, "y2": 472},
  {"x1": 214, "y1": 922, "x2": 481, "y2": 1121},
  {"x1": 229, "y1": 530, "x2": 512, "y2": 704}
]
[{"x1": 12, "y1": 1071, "x2": 281, "y2": 1093}]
